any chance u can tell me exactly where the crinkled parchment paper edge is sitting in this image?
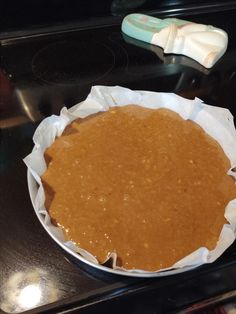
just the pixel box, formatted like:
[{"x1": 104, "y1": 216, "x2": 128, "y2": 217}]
[{"x1": 24, "y1": 85, "x2": 236, "y2": 277}]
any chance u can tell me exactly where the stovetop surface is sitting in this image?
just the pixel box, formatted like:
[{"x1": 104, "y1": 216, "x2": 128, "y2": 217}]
[{"x1": 1, "y1": 9, "x2": 236, "y2": 314}]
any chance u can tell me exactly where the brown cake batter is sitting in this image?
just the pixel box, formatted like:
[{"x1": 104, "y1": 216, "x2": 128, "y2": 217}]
[{"x1": 42, "y1": 105, "x2": 236, "y2": 271}]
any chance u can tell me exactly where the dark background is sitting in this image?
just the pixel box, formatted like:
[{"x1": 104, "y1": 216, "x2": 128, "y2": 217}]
[{"x1": 1, "y1": 0, "x2": 235, "y2": 38}]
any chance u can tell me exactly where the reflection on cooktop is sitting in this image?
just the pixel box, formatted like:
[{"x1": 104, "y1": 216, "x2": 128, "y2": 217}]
[
  {"x1": 0, "y1": 268, "x2": 59, "y2": 313},
  {"x1": 32, "y1": 40, "x2": 115, "y2": 85},
  {"x1": 122, "y1": 33, "x2": 211, "y2": 75}
]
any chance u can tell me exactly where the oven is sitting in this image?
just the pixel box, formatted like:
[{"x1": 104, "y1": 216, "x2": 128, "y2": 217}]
[{"x1": 1, "y1": 1, "x2": 236, "y2": 313}]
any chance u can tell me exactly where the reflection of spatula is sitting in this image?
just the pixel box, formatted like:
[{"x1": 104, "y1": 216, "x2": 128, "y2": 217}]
[
  {"x1": 122, "y1": 13, "x2": 228, "y2": 68},
  {"x1": 122, "y1": 32, "x2": 210, "y2": 75}
]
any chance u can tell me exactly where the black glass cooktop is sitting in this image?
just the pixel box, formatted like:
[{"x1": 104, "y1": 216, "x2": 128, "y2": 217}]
[{"x1": 1, "y1": 9, "x2": 236, "y2": 314}]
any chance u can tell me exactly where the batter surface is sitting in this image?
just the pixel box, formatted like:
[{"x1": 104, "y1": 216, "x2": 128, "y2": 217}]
[{"x1": 42, "y1": 105, "x2": 236, "y2": 271}]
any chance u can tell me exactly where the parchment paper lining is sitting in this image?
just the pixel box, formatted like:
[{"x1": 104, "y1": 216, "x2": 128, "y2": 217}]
[{"x1": 24, "y1": 86, "x2": 236, "y2": 275}]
